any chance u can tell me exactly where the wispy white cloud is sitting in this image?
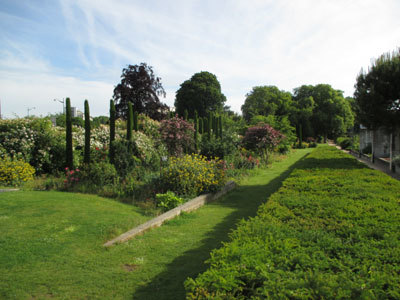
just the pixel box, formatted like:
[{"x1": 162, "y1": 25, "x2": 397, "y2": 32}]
[{"x1": 1, "y1": 0, "x2": 400, "y2": 117}]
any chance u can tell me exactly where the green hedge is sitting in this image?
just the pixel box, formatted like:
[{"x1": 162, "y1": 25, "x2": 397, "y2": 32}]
[{"x1": 185, "y1": 146, "x2": 400, "y2": 299}]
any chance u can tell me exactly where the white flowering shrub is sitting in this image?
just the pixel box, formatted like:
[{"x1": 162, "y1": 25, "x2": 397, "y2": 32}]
[
  {"x1": 0, "y1": 118, "x2": 65, "y2": 174},
  {"x1": 138, "y1": 114, "x2": 161, "y2": 139}
]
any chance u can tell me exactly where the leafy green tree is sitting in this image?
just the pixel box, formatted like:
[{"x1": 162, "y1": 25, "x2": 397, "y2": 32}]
[
  {"x1": 92, "y1": 116, "x2": 109, "y2": 128},
  {"x1": 354, "y1": 49, "x2": 400, "y2": 166},
  {"x1": 241, "y1": 86, "x2": 292, "y2": 122},
  {"x1": 175, "y1": 71, "x2": 226, "y2": 119},
  {"x1": 309, "y1": 84, "x2": 353, "y2": 141},
  {"x1": 113, "y1": 63, "x2": 168, "y2": 120},
  {"x1": 291, "y1": 85, "x2": 315, "y2": 140},
  {"x1": 354, "y1": 49, "x2": 400, "y2": 130}
]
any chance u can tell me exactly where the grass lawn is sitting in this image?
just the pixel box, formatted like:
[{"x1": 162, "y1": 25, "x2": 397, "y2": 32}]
[{"x1": 0, "y1": 148, "x2": 312, "y2": 299}]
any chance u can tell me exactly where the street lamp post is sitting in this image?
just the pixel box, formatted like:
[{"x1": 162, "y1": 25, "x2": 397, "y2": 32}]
[
  {"x1": 54, "y1": 98, "x2": 65, "y2": 113},
  {"x1": 27, "y1": 107, "x2": 36, "y2": 117}
]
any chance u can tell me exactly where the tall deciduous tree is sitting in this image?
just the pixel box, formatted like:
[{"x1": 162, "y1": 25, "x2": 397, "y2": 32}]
[
  {"x1": 241, "y1": 86, "x2": 292, "y2": 122},
  {"x1": 309, "y1": 84, "x2": 354, "y2": 141},
  {"x1": 354, "y1": 49, "x2": 400, "y2": 166},
  {"x1": 291, "y1": 85, "x2": 315, "y2": 140},
  {"x1": 354, "y1": 49, "x2": 400, "y2": 130},
  {"x1": 175, "y1": 71, "x2": 226, "y2": 119},
  {"x1": 113, "y1": 63, "x2": 168, "y2": 120}
]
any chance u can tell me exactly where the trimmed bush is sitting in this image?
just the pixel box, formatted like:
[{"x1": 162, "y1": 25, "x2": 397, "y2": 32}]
[
  {"x1": 160, "y1": 154, "x2": 226, "y2": 197},
  {"x1": 186, "y1": 147, "x2": 400, "y2": 299},
  {"x1": 0, "y1": 157, "x2": 35, "y2": 186}
]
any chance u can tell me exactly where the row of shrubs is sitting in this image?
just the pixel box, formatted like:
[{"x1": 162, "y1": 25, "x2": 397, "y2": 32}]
[
  {"x1": 185, "y1": 146, "x2": 400, "y2": 298},
  {"x1": 0, "y1": 112, "x2": 285, "y2": 202}
]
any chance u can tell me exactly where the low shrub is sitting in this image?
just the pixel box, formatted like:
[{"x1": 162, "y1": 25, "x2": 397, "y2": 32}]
[
  {"x1": 186, "y1": 147, "x2": 400, "y2": 298},
  {"x1": 0, "y1": 157, "x2": 35, "y2": 186},
  {"x1": 200, "y1": 132, "x2": 240, "y2": 159},
  {"x1": 112, "y1": 140, "x2": 142, "y2": 177},
  {"x1": 337, "y1": 136, "x2": 352, "y2": 149},
  {"x1": 63, "y1": 167, "x2": 81, "y2": 189},
  {"x1": 79, "y1": 162, "x2": 117, "y2": 188},
  {"x1": 160, "y1": 154, "x2": 226, "y2": 197},
  {"x1": 308, "y1": 141, "x2": 317, "y2": 148},
  {"x1": 155, "y1": 191, "x2": 185, "y2": 212},
  {"x1": 225, "y1": 148, "x2": 260, "y2": 170}
]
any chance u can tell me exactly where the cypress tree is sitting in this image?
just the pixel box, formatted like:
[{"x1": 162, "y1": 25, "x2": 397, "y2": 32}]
[
  {"x1": 299, "y1": 124, "x2": 303, "y2": 148},
  {"x1": 127, "y1": 102, "x2": 133, "y2": 141},
  {"x1": 194, "y1": 110, "x2": 199, "y2": 151},
  {"x1": 84, "y1": 100, "x2": 91, "y2": 164},
  {"x1": 199, "y1": 117, "x2": 203, "y2": 134},
  {"x1": 213, "y1": 115, "x2": 218, "y2": 137},
  {"x1": 218, "y1": 115, "x2": 223, "y2": 139},
  {"x1": 133, "y1": 111, "x2": 138, "y2": 131},
  {"x1": 109, "y1": 100, "x2": 116, "y2": 164},
  {"x1": 184, "y1": 109, "x2": 188, "y2": 120},
  {"x1": 207, "y1": 112, "x2": 212, "y2": 140},
  {"x1": 65, "y1": 97, "x2": 73, "y2": 168}
]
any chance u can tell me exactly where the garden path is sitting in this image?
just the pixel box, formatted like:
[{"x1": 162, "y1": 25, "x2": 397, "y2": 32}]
[{"x1": 330, "y1": 143, "x2": 400, "y2": 180}]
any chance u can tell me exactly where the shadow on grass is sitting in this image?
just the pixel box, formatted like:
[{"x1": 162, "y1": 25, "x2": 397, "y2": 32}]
[{"x1": 132, "y1": 152, "x2": 311, "y2": 300}]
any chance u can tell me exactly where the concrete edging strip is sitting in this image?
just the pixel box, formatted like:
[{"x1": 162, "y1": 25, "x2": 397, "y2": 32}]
[
  {"x1": 0, "y1": 189, "x2": 19, "y2": 192},
  {"x1": 103, "y1": 180, "x2": 236, "y2": 247}
]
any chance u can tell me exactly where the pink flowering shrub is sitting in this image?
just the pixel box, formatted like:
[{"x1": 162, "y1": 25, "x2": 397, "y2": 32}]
[
  {"x1": 242, "y1": 124, "x2": 284, "y2": 154},
  {"x1": 160, "y1": 116, "x2": 195, "y2": 156},
  {"x1": 64, "y1": 167, "x2": 80, "y2": 188}
]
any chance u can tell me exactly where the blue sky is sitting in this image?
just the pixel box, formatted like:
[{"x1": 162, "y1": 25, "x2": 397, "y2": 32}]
[{"x1": 1, "y1": 0, "x2": 399, "y2": 118}]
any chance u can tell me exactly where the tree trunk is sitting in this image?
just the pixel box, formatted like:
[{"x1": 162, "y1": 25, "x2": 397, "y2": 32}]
[{"x1": 371, "y1": 130, "x2": 375, "y2": 163}]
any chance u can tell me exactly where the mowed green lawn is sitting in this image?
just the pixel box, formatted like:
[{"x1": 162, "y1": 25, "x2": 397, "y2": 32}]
[
  {"x1": 0, "y1": 191, "x2": 153, "y2": 299},
  {"x1": 0, "y1": 149, "x2": 312, "y2": 299}
]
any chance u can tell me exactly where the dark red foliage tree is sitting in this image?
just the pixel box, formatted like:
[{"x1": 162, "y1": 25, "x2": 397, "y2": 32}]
[{"x1": 113, "y1": 63, "x2": 168, "y2": 120}]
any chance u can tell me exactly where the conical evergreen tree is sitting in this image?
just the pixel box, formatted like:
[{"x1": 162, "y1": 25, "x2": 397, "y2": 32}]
[
  {"x1": 65, "y1": 98, "x2": 73, "y2": 168},
  {"x1": 84, "y1": 100, "x2": 91, "y2": 164}
]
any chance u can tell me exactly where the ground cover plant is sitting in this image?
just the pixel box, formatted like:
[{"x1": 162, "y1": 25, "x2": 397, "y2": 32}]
[
  {"x1": 186, "y1": 146, "x2": 400, "y2": 299},
  {"x1": 0, "y1": 149, "x2": 312, "y2": 299}
]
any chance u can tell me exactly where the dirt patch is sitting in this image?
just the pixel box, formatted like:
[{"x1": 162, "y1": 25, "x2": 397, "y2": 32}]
[{"x1": 122, "y1": 264, "x2": 140, "y2": 272}]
